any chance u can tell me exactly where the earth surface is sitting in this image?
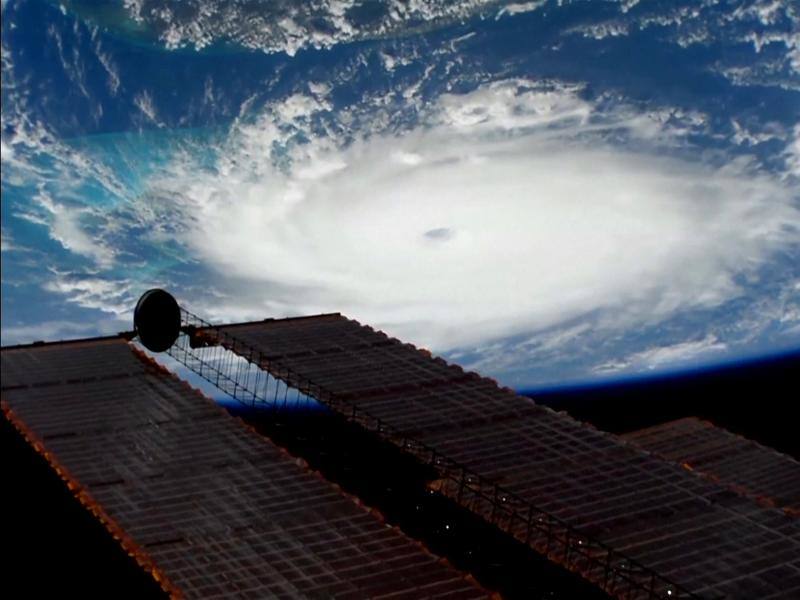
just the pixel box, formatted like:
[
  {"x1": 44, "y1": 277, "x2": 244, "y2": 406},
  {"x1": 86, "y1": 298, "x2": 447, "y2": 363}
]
[{"x1": 2, "y1": 0, "x2": 799, "y2": 389}]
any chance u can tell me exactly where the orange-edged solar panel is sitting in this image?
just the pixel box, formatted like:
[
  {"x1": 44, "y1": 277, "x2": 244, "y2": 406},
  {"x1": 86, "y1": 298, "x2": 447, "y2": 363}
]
[
  {"x1": 1, "y1": 338, "x2": 488, "y2": 599},
  {"x1": 216, "y1": 316, "x2": 800, "y2": 600},
  {"x1": 623, "y1": 417, "x2": 799, "y2": 514}
]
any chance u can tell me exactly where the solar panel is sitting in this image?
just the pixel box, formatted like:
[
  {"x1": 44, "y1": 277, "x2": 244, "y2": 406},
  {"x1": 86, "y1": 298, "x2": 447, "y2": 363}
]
[
  {"x1": 1, "y1": 339, "x2": 487, "y2": 599},
  {"x1": 196, "y1": 315, "x2": 800, "y2": 600},
  {"x1": 623, "y1": 417, "x2": 799, "y2": 514}
]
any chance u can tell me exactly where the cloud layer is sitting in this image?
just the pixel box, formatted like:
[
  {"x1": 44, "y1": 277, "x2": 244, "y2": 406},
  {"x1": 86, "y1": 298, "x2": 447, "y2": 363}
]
[
  {"x1": 139, "y1": 80, "x2": 799, "y2": 352},
  {"x1": 2, "y1": 1, "x2": 798, "y2": 384}
]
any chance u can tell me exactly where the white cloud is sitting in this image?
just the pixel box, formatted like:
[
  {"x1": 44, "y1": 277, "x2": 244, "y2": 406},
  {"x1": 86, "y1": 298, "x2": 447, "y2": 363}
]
[
  {"x1": 462, "y1": 321, "x2": 592, "y2": 374},
  {"x1": 94, "y1": 40, "x2": 121, "y2": 96},
  {"x1": 117, "y1": 0, "x2": 500, "y2": 55},
  {"x1": 0, "y1": 227, "x2": 15, "y2": 252},
  {"x1": 786, "y1": 124, "x2": 800, "y2": 178},
  {"x1": 594, "y1": 335, "x2": 728, "y2": 374},
  {"x1": 133, "y1": 89, "x2": 161, "y2": 126},
  {"x1": 496, "y1": 1, "x2": 547, "y2": 20},
  {"x1": 43, "y1": 273, "x2": 135, "y2": 317},
  {"x1": 31, "y1": 189, "x2": 116, "y2": 268},
  {"x1": 136, "y1": 80, "x2": 799, "y2": 352},
  {"x1": 0, "y1": 319, "x2": 125, "y2": 346},
  {"x1": 0, "y1": 138, "x2": 13, "y2": 162}
]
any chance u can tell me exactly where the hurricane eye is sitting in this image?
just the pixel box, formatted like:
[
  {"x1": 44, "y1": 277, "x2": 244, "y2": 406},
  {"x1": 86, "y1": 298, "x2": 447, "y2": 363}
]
[{"x1": 423, "y1": 227, "x2": 454, "y2": 242}]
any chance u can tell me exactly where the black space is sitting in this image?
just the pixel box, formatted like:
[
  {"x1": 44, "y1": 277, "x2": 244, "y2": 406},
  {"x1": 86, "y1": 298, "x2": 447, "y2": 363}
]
[
  {"x1": 2, "y1": 351, "x2": 797, "y2": 597},
  {"x1": 525, "y1": 350, "x2": 800, "y2": 459}
]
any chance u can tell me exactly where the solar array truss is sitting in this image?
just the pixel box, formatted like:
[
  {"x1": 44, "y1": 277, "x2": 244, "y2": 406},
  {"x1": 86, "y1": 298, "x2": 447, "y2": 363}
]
[
  {"x1": 165, "y1": 306, "x2": 800, "y2": 600},
  {"x1": 623, "y1": 417, "x2": 799, "y2": 515},
  {"x1": 1, "y1": 338, "x2": 488, "y2": 599}
]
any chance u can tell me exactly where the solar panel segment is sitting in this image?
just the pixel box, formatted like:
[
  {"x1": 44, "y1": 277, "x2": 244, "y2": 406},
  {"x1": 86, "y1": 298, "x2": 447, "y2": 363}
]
[
  {"x1": 1, "y1": 338, "x2": 487, "y2": 599},
  {"x1": 623, "y1": 417, "x2": 799, "y2": 514}
]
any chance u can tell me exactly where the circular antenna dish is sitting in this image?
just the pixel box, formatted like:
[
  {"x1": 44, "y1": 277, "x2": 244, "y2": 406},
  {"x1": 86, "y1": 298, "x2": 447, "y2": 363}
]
[{"x1": 134, "y1": 289, "x2": 181, "y2": 352}]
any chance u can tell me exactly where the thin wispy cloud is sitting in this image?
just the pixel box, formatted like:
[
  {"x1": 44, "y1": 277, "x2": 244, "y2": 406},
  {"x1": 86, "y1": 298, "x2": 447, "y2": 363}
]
[
  {"x1": 43, "y1": 272, "x2": 136, "y2": 317},
  {"x1": 0, "y1": 319, "x2": 122, "y2": 345},
  {"x1": 594, "y1": 335, "x2": 728, "y2": 375}
]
